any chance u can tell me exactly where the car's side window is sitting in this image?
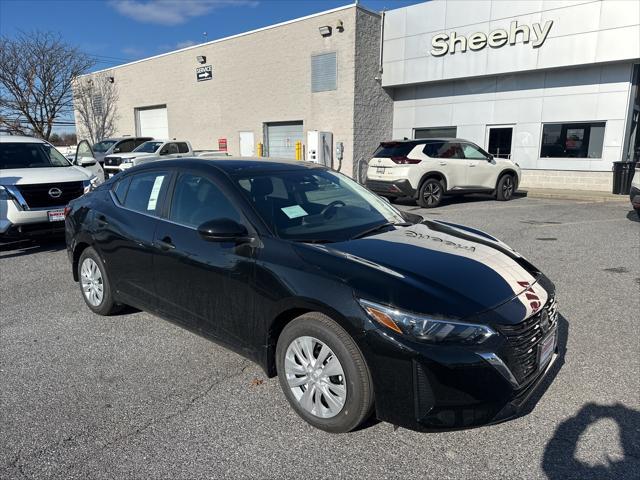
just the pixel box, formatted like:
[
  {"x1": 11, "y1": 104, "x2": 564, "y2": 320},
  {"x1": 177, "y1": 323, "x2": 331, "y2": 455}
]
[
  {"x1": 422, "y1": 141, "x2": 464, "y2": 159},
  {"x1": 169, "y1": 173, "x2": 242, "y2": 228},
  {"x1": 461, "y1": 143, "x2": 490, "y2": 160},
  {"x1": 161, "y1": 143, "x2": 179, "y2": 155},
  {"x1": 116, "y1": 139, "x2": 136, "y2": 153},
  {"x1": 112, "y1": 177, "x2": 132, "y2": 204},
  {"x1": 123, "y1": 172, "x2": 169, "y2": 216},
  {"x1": 177, "y1": 142, "x2": 190, "y2": 154}
]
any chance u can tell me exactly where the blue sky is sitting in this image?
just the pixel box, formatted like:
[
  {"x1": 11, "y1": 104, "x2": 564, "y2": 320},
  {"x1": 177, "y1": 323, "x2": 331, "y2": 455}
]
[{"x1": 0, "y1": 0, "x2": 422, "y2": 70}]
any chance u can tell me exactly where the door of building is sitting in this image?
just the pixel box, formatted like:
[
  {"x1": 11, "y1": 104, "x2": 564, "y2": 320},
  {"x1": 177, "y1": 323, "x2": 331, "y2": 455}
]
[
  {"x1": 265, "y1": 121, "x2": 303, "y2": 159},
  {"x1": 136, "y1": 106, "x2": 168, "y2": 139},
  {"x1": 239, "y1": 131, "x2": 255, "y2": 157},
  {"x1": 486, "y1": 126, "x2": 514, "y2": 159}
]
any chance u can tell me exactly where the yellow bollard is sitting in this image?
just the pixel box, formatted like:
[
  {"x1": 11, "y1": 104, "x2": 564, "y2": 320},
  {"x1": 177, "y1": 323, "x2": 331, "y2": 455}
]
[
  {"x1": 295, "y1": 141, "x2": 302, "y2": 160},
  {"x1": 257, "y1": 142, "x2": 263, "y2": 157}
]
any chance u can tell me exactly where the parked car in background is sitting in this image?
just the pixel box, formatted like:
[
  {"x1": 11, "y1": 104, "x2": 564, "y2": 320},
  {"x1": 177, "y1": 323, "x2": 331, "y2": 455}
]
[
  {"x1": 66, "y1": 158, "x2": 558, "y2": 433},
  {"x1": 630, "y1": 163, "x2": 640, "y2": 218},
  {"x1": 104, "y1": 140, "x2": 190, "y2": 175},
  {"x1": 0, "y1": 136, "x2": 101, "y2": 238},
  {"x1": 366, "y1": 138, "x2": 521, "y2": 208},
  {"x1": 93, "y1": 136, "x2": 153, "y2": 166}
]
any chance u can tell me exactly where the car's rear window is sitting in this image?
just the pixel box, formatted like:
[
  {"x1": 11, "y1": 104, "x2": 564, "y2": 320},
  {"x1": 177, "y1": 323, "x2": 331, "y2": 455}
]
[{"x1": 373, "y1": 142, "x2": 417, "y2": 158}]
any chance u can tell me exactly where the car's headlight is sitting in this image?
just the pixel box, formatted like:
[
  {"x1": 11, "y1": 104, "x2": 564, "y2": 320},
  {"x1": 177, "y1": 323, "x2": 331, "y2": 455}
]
[
  {"x1": 122, "y1": 157, "x2": 135, "y2": 163},
  {"x1": 358, "y1": 299, "x2": 496, "y2": 344},
  {"x1": 82, "y1": 176, "x2": 99, "y2": 193}
]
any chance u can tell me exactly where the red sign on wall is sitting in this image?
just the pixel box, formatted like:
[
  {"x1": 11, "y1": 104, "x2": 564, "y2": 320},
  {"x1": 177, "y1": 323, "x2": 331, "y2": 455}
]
[{"x1": 218, "y1": 138, "x2": 227, "y2": 151}]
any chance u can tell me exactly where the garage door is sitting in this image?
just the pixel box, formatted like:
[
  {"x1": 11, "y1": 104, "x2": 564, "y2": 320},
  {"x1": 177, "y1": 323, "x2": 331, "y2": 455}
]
[
  {"x1": 136, "y1": 106, "x2": 168, "y2": 139},
  {"x1": 266, "y1": 121, "x2": 303, "y2": 159}
]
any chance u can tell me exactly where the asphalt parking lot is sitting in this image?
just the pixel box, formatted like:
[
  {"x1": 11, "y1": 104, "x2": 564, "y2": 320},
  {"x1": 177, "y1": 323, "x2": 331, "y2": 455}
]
[{"x1": 1, "y1": 195, "x2": 638, "y2": 480}]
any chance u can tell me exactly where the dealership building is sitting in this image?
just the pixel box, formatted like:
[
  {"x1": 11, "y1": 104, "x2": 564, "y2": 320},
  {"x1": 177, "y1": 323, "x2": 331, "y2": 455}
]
[{"x1": 78, "y1": 0, "x2": 640, "y2": 191}]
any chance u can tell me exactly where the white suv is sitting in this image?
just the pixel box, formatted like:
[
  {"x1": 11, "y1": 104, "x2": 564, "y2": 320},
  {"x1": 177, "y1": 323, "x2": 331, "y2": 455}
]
[
  {"x1": 366, "y1": 138, "x2": 521, "y2": 208},
  {"x1": 0, "y1": 136, "x2": 102, "y2": 238}
]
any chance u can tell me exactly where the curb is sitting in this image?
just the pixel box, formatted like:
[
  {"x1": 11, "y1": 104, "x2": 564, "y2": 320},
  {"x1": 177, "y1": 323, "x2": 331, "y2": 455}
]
[{"x1": 518, "y1": 189, "x2": 629, "y2": 203}]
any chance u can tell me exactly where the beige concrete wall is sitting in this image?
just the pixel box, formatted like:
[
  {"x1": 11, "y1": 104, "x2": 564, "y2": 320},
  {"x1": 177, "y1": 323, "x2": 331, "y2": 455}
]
[
  {"x1": 76, "y1": 6, "x2": 378, "y2": 176},
  {"x1": 519, "y1": 169, "x2": 613, "y2": 192}
]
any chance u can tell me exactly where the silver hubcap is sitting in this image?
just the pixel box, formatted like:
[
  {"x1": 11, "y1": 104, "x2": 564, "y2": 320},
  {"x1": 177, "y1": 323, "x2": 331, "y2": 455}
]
[
  {"x1": 502, "y1": 177, "x2": 513, "y2": 197},
  {"x1": 80, "y1": 258, "x2": 104, "y2": 307},
  {"x1": 284, "y1": 336, "x2": 347, "y2": 419},
  {"x1": 423, "y1": 183, "x2": 441, "y2": 205}
]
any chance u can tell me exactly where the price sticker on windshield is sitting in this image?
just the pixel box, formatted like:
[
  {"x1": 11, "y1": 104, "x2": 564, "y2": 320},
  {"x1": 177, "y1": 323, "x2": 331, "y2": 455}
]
[{"x1": 281, "y1": 205, "x2": 308, "y2": 219}]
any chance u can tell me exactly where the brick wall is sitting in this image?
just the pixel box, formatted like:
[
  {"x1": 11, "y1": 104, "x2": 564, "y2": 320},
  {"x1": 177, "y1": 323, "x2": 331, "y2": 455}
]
[{"x1": 519, "y1": 169, "x2": 613, "y2": 192}]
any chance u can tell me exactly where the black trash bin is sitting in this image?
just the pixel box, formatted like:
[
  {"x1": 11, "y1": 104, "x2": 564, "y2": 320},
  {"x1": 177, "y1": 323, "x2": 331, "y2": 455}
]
[{"x1": 612, "y1": 161, "x2": 634, "y2": 195}]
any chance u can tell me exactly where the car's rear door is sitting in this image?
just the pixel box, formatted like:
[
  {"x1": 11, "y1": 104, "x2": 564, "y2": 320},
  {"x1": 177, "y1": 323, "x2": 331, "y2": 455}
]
[
  {"x1": 152, "y1": 169, "x2": 256, "y2": 346},
  {"x1": 422, "y1": 140, "x2": 467, "y2": 189},
  {"x1": 95, "y1": 169, "x2": 172, "y2": 309}
]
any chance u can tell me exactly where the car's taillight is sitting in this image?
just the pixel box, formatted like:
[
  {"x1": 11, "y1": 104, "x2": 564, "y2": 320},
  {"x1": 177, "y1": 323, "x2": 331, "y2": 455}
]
[
  {"x1": 390, "y1": 156, "x2": 421, "y2": 164},
  {"x1": 64, "y1": 206, "x2": 72, "y2": 218}
]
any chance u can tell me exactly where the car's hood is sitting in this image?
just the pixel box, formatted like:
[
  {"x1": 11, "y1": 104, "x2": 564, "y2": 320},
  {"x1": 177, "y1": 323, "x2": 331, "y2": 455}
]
[
  {"x1": 293, "y1": 221, "x2": 550, "y2": 322},
  {"x1": 0, "y1": 166, "x2": 93, "y2": 184},
  {"x1": 111, "y1": 152, "x2": 156, "y2": 159}
]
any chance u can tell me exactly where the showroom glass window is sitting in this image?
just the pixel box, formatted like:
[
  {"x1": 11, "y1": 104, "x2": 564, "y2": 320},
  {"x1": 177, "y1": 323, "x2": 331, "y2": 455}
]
[
  {"x1": 540, "y1": 122, "x2": 606, "y2": 158},
  {"x1": 414, "y1": 127, "x2": 457, "y2": 139}
]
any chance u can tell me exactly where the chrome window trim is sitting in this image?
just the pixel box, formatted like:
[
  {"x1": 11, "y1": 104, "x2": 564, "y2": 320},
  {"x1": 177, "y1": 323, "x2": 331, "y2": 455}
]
[{"x1": 4, "y1": 185, "x2": 29, "y2": 210}]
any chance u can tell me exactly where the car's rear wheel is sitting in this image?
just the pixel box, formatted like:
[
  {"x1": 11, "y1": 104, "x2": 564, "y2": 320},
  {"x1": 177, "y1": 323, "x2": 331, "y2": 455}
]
[
  {"x1": 78, "y1": 247, "x2": 120, "y2": 316},
  {"x1": 496, "y1": 174, "x2": 515, "y2": 201},
  {"x1": 276, "y1": 312, "x2": 373, "y2": 433},
  {"x1": 418, "y1": 178, "x2": 444, "y2": 208}
]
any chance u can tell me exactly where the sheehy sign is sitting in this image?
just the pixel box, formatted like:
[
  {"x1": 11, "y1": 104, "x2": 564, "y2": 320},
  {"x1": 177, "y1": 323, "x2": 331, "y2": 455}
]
[{"x1": 430, "y1": 20, "x2": 553, "y2": 56}]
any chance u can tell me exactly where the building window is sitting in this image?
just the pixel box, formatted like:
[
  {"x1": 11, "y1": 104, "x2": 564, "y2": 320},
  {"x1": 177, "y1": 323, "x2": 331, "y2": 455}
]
[
  {"x1": 311, "y1": 52, "x2": 337, "y2": 92},
  {"x1": 540, "y1": 122, "x2": 606, "y2": 158},
  {"x1": 414, "y1": 126, "x2": 457, "y2": 139}
]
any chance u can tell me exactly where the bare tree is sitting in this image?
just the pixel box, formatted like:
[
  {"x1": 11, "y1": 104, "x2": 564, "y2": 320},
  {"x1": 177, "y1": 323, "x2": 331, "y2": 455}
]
[
  {"x1": 73, "y1": 72, "x2": 119, "y2": 144},
  {"x1": 0, "y1": 31, "x2": 94, "y2": 140}
]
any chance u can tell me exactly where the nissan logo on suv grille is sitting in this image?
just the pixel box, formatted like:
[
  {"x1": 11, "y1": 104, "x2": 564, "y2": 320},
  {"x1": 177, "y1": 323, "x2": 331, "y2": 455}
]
[{"x1": 48, "y1": 187, "x2": 62, "y2": 199}]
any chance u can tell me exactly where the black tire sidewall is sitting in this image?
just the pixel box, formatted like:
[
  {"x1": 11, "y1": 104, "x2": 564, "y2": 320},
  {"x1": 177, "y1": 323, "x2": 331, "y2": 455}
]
[
  {"x1": 418, "y1": 179, "x2": 443, "y2": 208},
  {"x1": 78, "y1": 247, "x2": 117, "y2": 315},
  {"x1": 276, "y1": 313, "x2": 373, "y2": 433},
  {"x1": 497, "y1": 174, "x2": 514, "y2": 201}
]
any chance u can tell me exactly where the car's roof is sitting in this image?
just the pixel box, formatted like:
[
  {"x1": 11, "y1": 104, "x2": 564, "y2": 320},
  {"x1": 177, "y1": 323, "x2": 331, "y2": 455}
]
[
  {"x1": 101, "y1": 136, "x2": 153, "y2": 141},
  {"x1": 0, "y1": 135, "x2": 48, "y2": 144},
  {"x1": 382, "y1": 138, "x2": 470, "y2": 144},
  {"x1": 133, "y1": 157, "x2": 327, "y2": 175}
]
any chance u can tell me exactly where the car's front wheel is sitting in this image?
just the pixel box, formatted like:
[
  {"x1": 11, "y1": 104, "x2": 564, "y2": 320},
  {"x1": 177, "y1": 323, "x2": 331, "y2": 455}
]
[
  {"x1": 78, "y1": 247, "x2": 121, "y2": 316},
  {"x1": 496, "y1": 174, "x2": 515, "y2": 201},
  {"x1": 276, "y1": 312, "x2": 373, "y2": 433}
]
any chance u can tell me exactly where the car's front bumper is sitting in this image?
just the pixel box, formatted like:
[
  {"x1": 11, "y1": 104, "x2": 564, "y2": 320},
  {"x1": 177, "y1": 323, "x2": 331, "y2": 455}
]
[
  {"x1": 1, "y1": 199, "x2": 66, "y2": 237},
  {"x1": 366, "y1": 179, "x2": 416, "y2": 198},
  {"x1": 630, "y1": 186, "x2": 640, "y2": 210}
]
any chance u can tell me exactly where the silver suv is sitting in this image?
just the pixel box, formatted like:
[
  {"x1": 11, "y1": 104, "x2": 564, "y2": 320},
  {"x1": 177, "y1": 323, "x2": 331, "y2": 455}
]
[
  {"x1": 0, "y1": 136, "x2": 102, "y2": 238},
  {"x1": 92, "y1": 136, "x2": 153, "y2": 165}
]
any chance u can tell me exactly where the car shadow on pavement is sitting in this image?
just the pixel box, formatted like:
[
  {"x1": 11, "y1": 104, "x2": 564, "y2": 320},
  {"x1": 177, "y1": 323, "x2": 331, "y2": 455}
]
[
  {"x1": 0, "y1": 236, "x2": 66, "y2": 259},
  {"x1": 394, "y1": 191, "x2": 528, "y2": 209},
  {"x1": 625, "y1": 210, "x2": 639, "y2": 223},
  {"x1": 542, "y1": 403, "x2": 640, "y2": 480}
]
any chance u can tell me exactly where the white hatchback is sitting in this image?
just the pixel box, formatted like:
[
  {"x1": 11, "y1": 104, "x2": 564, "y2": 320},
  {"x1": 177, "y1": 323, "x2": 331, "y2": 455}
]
[{"x1": 366, "y1": 138, "x2": 521, "y2": 208}]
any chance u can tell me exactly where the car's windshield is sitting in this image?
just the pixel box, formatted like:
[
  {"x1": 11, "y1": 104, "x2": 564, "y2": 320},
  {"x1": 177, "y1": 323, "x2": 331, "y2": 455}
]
[
  {"x1": 93, "y1": 140, "x2": 117, "y2": 153},
  {"x1": 235, "y1": 168, "x2": 407, "y2": 242},
  {"x1": 134, "y1": 141, "x2": 163, "y2": 153},
  {"x1": 0, "y1": 142, "x2": 71, "y2": 169}
]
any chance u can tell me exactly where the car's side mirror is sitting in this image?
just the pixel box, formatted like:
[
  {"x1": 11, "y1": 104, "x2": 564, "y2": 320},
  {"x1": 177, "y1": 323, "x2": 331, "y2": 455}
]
[
  {"x1": 113, "y1": 147, "x2": 121, "y2": 153},
  {"x1": 487, "y1": 154, "x2": 494, "y2": 161},
  {"x1": 197, "y1": 219, "x2": 252, "y2": 243},
  {"x1": 79, "y1": 157, "x2": 97, "y2": 166}
]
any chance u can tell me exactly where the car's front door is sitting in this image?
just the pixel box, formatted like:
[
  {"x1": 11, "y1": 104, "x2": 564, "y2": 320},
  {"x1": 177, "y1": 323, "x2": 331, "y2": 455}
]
[
  {"x1": 461, "y1": 142, "x2": 499, "y2": 189},
  {"x1": 95, "y1": 170, "x2": 172, "y2": 308},
  {"x1": 75, "y1": 140, "x2": 105, "y2": 183},
  {"x1": 152, "y1": 170, "x2": 256, "y2": 346}
]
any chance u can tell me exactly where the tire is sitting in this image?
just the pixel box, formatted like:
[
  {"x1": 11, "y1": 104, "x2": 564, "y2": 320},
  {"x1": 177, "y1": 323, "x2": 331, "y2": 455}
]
[
  {"x1": 77, "y1": 247, "x2": 121, "y2": 316},
  {"x1": 496, "y1": 174, "x2": 515, "y2": 201},
  {"x1": 417, "y1": 178, "x2": 444, "y2": 208},
  {"x1": 276, "y1": 312, "x2": 374, "y2": 433}
]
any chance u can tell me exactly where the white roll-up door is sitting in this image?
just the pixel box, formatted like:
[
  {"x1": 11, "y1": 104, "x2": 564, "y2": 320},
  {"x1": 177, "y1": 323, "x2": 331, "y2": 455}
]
[
  {"x1": 136, "y1": 106, "x2": 168, "y2": 139},
  {"x1": 266, "y1": 121, "x2": 303, "y2": 159}
]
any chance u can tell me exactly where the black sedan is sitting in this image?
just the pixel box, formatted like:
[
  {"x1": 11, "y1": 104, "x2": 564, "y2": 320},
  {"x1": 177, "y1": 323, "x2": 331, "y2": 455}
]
[{"x1": 65, "y1": 158, "x2": 559, "y2": 433}]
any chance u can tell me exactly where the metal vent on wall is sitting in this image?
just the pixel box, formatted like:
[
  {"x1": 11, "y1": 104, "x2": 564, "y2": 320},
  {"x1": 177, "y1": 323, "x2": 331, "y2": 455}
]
[{"x1": 311, "y1": 52, "x2": 337, "y2": 92}]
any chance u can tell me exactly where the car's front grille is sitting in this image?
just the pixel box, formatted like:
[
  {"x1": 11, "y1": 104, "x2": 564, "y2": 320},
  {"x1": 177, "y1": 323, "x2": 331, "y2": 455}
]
[
  {"x1": 104, "y1": 156, "x2": 122, "y2": 167},
  {"x1": 16, "y1": 181, "x2": 84, "y2": 208},
  {"x1": 497, "y1": 297, "x2": 558, "y2": 385}
]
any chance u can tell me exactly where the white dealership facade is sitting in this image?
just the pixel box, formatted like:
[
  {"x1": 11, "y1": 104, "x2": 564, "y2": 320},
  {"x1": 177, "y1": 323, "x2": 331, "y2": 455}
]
[{"x1": 382, "y1": 0, "x2": 640, "y2": 191}]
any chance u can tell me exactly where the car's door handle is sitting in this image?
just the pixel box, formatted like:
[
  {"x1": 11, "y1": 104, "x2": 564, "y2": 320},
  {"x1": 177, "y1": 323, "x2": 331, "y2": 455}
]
[
  {"x1": 469, "y1": 163, "x2": 477, "y2": 167},
  {"x1": 96, "y1": 215, "x2": 109, "y2": 226},
  {"x1": 155, "y1": 237, "x2": 176, "y2": 250},
  {"x1": 439, "y1": 161, "x2": 447, "y2": 166}
]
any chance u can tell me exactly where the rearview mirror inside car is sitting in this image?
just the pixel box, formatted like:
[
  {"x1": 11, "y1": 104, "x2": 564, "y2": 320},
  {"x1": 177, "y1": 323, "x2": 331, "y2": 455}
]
[{"x1": 198, "y1": 219, "x2": 251, "y2": 243}]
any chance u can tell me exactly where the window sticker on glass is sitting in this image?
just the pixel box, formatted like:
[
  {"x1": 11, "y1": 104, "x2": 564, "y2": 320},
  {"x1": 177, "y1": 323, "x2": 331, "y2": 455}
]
[
  {"x1": 281, "y1": 205, "x2": 308, "y2": 219},
  {"x1": 147, "y1": 175, "x2": 165, "y2": 211}
]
